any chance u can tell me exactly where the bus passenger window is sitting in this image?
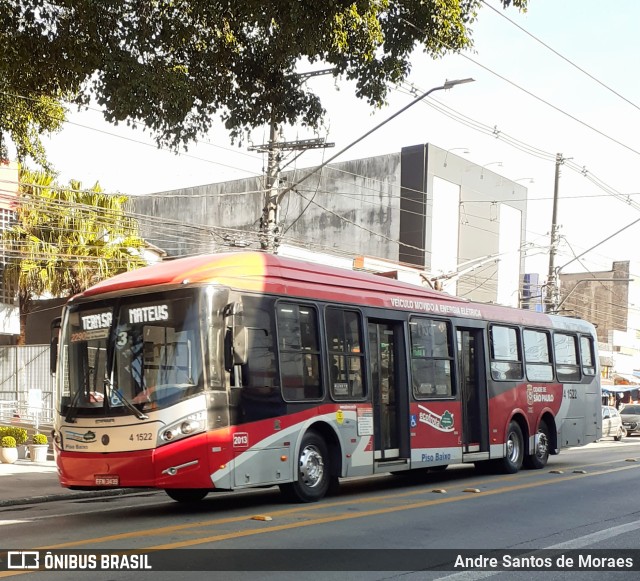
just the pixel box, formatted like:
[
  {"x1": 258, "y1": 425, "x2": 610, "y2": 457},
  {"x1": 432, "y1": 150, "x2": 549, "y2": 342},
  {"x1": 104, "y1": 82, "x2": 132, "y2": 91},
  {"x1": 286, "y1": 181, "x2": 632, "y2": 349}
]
[
  {"x1": 231, "y1": 299, "x2": 278, "y2": 390},
  {"x1": 410, "y1": 318, "x2": 453, "y2": 399},
  {"x1": 580, "y1": 336, "x2": 596, "y2": 376},
  {"x1": 523, "y1": 329, "x2": 553, "y2": 382},
  {"x1": 489, "y1": 325, "x2": 523, "y2": 381},
  {"x1": 277, "y1": 303, "x2": 322, "y2": 401},
  {"x1": 326, "y1": 308, "x2": 366, "y2": 400},
  {"x1": 554, "y1": 333, "x2": 580, "y2": 382}
]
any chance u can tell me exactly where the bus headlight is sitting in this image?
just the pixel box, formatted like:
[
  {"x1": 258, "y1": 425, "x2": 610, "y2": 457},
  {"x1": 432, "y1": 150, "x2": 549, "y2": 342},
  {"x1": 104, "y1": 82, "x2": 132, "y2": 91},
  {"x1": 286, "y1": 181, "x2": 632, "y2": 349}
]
[
  {"x1": 162, "y1": 429, "x2": 178, "y2": 442},
  {"x1": 158, "y1": 413, "x2": 206, "y2": 446},
  {"x1": 181, "y1": 420, "x2": 200, "y2": 435}
]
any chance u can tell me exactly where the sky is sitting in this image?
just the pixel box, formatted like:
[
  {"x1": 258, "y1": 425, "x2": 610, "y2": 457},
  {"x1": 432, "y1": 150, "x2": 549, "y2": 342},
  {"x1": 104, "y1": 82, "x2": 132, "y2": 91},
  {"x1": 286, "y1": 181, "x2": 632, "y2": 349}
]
[{"x1": 35, "y1": 0, "x2": 640, "y2": 283}]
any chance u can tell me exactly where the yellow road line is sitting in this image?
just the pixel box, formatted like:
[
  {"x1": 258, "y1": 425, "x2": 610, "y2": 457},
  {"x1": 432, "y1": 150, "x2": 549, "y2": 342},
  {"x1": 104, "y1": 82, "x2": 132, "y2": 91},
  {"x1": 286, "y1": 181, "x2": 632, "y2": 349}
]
[
  {"x1": 38, "y1": 462, "x2": 640, "y2": 550},
  {"x1": 0, "y1": 461, "x2": 637, "y2": 579}
]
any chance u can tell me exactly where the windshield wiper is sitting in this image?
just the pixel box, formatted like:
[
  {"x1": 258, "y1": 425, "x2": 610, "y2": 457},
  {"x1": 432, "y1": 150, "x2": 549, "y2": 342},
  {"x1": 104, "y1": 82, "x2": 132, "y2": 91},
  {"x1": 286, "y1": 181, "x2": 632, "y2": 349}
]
[
  {"x1": 105, "y1": 377, "x2": 148, "y2": 420},
  {"x1": 64, "y1": 389, "x2": 83, "y2": 423}
]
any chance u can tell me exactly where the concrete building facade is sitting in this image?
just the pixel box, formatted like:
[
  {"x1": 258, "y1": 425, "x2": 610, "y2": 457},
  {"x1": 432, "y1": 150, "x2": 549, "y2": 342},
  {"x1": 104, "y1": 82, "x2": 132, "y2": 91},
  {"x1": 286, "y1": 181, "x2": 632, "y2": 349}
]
[
  {"x1": 558, "y1": 261, "x2": 640, "y2": 394},
  {"x1": 131, "y1": 143, "x2": 529, "y2": 306}
]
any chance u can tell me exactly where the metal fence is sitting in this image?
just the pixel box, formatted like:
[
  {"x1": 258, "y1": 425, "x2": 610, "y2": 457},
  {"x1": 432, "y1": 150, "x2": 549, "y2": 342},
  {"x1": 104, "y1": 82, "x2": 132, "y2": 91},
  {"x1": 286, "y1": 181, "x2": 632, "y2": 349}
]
[{"x1": 0, "y1": 345, "x2": 54, "y2": 428}]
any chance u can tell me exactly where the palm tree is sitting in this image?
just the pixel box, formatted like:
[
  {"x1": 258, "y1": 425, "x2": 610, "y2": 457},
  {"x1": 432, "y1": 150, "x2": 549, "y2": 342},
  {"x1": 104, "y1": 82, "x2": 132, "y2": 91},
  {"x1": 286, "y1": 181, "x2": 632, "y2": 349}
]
[{"x1": 1, "y1": 167, "x2": 148, "y2": 344}]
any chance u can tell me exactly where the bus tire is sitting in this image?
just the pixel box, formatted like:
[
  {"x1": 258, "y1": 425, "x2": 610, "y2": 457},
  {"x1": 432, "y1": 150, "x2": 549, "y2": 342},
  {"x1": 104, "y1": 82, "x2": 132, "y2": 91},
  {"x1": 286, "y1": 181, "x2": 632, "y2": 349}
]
[
  {"x1": 165, "y1": 489, "x2": 209, "y2": 503},
  {"x1": 280, "y1": 431, "x2": 330, "y2": 503},
  {"x1": 524, "y1": 420, "x2": 550, "y2": 469},
  {"x1": 499, "y1": 421, "x2": 524, "y2": 474},
  {"x1": 474, "y1": 460, "x2": 496, "y2": 475}
]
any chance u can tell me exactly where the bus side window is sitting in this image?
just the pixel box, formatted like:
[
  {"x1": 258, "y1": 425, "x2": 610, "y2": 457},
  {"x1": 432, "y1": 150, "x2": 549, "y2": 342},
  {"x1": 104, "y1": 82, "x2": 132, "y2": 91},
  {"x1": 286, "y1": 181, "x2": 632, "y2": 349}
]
[
  {"x1": 489, "y1": 325, "x2": 523, "y2": 381},
  {"x1": 326, "y1": 308, "x2": 365, "y2": 400},
  {"x1": 409, "y1": 318, "x2": 453, "y2": 398},
  {"x1": 554, "y1": 333, "x2": 581, "y2": 382},
  {"x1": 229, "y1": 298, "x2": 279, "y2": 389},
  {"x1": 523, "y1": 329, "x2": 553, "y2": 382},
  {"x1": 277, "y1": 302, "x2": 322, "y2": 401},
  {"x1": 580, "y1": 335, "x2": 596, "y2": 376}
]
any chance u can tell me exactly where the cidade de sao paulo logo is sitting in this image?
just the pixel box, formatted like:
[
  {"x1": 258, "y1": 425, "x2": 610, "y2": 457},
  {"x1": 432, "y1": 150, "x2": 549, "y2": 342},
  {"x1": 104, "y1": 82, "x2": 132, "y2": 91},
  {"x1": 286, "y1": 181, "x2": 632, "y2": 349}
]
[{"x1": 526, "y1": 384, "x2": 555, "y2": 406}]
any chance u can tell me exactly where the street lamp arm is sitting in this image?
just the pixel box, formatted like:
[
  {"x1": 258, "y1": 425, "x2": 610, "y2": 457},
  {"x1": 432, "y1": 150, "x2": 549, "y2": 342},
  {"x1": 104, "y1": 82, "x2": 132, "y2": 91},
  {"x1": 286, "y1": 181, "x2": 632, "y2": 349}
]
[{"x1": 275, "y1": 77, "x2": 475, "y2": 204}]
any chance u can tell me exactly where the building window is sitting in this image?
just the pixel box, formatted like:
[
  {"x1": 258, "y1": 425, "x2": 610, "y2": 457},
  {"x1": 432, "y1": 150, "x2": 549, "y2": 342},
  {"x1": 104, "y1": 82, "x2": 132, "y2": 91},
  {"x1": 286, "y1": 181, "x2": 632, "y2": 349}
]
[{"x1": 0, "y1": 208, "x2": 16, "y2": 305}]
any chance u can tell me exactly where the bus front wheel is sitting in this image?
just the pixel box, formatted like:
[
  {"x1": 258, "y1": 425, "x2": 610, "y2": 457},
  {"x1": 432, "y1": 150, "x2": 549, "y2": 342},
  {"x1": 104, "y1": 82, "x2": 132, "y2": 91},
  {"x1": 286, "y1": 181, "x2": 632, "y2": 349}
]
[
  {"x1": 165, "y1": 488, "x2": 209, "y2": 503},
  {"x1": 499, "y1": 422, "x2": 524, "y2": 474},
  {"x1": 280, "y1": 431, "x2": 330, "y2": 503}
]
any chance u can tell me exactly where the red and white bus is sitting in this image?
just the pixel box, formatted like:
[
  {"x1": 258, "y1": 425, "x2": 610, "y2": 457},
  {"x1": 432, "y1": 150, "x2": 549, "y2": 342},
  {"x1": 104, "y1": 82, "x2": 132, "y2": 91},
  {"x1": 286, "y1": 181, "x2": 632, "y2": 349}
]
[{"x1": 51, "y1": 252, "x2": 602, "y2": 503}]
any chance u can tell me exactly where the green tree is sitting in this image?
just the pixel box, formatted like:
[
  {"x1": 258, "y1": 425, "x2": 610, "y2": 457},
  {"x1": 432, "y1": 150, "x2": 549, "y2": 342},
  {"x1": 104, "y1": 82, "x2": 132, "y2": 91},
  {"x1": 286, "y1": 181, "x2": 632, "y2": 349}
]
[
  {"x1": 1, "y1": 0, "x2": 528, "y2": 151},
  {"x1": 1, "y1": 167, "x2": 147, "y2": 344},
  {"x1": 0, "y1": 91, "x2": 66, "y2": 169}
]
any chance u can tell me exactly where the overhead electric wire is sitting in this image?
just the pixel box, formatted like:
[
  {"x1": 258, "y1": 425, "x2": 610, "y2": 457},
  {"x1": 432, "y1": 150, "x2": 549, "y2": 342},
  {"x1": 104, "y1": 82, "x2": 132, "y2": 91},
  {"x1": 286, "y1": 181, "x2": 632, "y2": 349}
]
[
  {"x1": 401, "y1": 18, "x2": 640, "y2": 158},
  {"x1": 4, "y1": 11, "x2": 638, "y2": 290},
  {"x1": 480, "y1": 0, "x2": 640, "y2": 113}
]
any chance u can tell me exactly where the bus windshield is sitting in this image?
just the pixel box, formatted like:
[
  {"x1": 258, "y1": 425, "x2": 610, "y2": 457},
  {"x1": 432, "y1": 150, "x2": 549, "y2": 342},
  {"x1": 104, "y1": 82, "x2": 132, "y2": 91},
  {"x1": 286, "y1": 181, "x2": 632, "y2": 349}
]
[{"x1": 59, "y1": 291, "x2": 205, "y2": 418}]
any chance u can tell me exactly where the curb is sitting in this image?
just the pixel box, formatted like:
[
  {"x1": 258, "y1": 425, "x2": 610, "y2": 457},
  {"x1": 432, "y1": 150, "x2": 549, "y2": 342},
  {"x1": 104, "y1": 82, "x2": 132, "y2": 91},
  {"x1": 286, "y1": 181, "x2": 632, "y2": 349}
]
[{"x1": 0, "y1": 488, "x2": 154, "y2": 508}]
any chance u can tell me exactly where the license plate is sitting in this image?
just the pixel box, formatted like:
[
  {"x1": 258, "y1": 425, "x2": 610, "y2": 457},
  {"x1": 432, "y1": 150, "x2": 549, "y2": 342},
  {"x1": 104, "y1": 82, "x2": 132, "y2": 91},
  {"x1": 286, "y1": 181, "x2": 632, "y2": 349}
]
[{"x1": 95, "y1": 474, "x2": 119, "y2": 486}]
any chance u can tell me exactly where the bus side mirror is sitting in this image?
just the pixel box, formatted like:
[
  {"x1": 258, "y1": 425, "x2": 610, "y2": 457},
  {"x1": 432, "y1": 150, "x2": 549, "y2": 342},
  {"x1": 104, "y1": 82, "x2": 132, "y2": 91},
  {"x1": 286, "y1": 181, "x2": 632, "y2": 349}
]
[{"x1": 50, "y1": 317, "x2": 61, "y2": 374}]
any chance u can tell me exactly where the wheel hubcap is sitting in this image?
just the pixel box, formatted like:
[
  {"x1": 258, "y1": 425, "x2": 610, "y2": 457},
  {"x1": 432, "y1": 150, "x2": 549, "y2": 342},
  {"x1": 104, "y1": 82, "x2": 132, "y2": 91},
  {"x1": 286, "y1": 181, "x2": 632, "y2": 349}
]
[
  {"x1": 299, "y1": 445, "x2": 324, "y2": 488},
  {"x1": 507, "y1": 432, "x2": 520, "y2": 463},
  {"x1": 536, "y1": 432, "x2": 548, "y2": 458}
]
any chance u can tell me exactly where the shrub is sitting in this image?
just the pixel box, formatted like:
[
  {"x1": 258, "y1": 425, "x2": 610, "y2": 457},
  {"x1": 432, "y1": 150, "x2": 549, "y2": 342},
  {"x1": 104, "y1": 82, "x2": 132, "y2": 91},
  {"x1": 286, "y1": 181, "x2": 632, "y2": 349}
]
[
  {"x1": 1, "y1": 436, "x2": 17, "y2": 448},
  {"x1": 0, "y1": 426, "x2": 28, "y2": 445},
  {"x1": 10, "y1": 427, "x2": 28, "y2": 446},
  {"x1": 32, "y1": 433, "x2": 48, "y2": 445}
]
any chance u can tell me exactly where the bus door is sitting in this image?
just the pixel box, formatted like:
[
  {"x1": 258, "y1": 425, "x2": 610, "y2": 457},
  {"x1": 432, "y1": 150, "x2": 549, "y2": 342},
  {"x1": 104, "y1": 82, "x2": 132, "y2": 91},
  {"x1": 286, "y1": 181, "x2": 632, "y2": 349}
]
[
  {"x1": 457, "y1": 327, "x2": 490, "y2": 459},
  {"x1": 368, "y1": 321, "x2": 409, "y2": 464}
]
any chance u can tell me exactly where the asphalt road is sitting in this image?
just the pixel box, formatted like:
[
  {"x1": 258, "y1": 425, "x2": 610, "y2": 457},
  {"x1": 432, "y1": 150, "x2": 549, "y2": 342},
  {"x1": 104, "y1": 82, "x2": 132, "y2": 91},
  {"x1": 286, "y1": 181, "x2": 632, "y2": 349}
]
[{"x1": 2, "y1": 436, "x2": 640, "y2": 580}]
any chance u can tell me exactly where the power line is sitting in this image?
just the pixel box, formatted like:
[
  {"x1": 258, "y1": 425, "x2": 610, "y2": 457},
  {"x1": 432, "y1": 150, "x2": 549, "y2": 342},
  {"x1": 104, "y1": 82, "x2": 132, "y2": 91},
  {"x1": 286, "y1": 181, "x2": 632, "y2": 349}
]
[
  {"x1": 480, "y1": 0, "x2": 640, "y2": 113},
  {"x1": 401, "y1": 19, "x2": 640, "y2": 158}
]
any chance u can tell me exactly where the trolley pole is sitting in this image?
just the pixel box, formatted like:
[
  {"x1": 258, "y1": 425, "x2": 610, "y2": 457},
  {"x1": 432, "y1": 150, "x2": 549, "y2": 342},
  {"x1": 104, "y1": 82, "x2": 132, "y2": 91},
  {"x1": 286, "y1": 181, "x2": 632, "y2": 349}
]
[{"x1": 546, "y1": 153, "x2": 564, "y2": 311}]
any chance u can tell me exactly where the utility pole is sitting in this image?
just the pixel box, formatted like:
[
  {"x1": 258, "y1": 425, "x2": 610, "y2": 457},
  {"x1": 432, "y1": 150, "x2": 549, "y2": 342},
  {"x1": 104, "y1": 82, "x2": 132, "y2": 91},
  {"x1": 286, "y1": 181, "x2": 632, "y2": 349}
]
[
  {"x1": 546, "y1": 153, "x2": 564, "y2": 311},
  {"x1": 260, "y1": 120, "x2": 282, "y2": 252},
  {"x1": 258, "y1": 77, "x2": 474, "y2": 254},
  {"x1": 254, "y1": 126, "x2": 334, "y2": 252},
  {"x1": 255, "y1": 68, "x2": 337, "y2": 253}
]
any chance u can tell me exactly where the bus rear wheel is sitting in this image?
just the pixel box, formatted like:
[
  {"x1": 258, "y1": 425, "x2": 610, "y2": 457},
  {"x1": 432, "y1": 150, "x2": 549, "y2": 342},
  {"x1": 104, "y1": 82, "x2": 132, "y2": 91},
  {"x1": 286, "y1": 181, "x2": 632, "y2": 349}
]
[
  {"x1": 499, "y1": 421, "x2": 524, "y2": 474},
  {"x1": 165, "y1": 489, "x2": 209, "y2": 503},
  {"x1": 280, "y1": 431, "x2": 330, "y2": 503},
  {"x1": 524, "y1": 420, "x2": 550, "y2": 470}
]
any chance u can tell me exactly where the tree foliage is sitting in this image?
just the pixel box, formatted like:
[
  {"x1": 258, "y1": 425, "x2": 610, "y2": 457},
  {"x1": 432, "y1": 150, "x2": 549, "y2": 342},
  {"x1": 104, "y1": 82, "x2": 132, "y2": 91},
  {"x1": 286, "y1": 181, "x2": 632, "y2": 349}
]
[
  {"x1": 0, "y1": 91, "x2": 66, "y2": 169},
  {"x1": 1, "y1": 0, "x2": 528, "y2": 152},
  {"x1": 1, "y1": 167, "x2": 147, "y2": 343}
]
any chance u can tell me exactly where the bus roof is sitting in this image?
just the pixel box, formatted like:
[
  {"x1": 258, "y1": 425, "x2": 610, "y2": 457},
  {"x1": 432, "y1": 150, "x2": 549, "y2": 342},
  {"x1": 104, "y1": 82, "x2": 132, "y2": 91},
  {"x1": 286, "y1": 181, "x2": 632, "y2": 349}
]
[{"x1": 76, "y1": 251, "x2": 594, "y2": 332}]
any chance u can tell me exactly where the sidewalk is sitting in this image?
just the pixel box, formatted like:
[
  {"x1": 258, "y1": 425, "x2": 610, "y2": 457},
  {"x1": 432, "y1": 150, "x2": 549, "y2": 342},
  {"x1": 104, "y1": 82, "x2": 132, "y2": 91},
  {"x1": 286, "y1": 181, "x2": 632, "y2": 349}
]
[{"x1": 0, "y1": 459, "x2": 146, "y2": 507}]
